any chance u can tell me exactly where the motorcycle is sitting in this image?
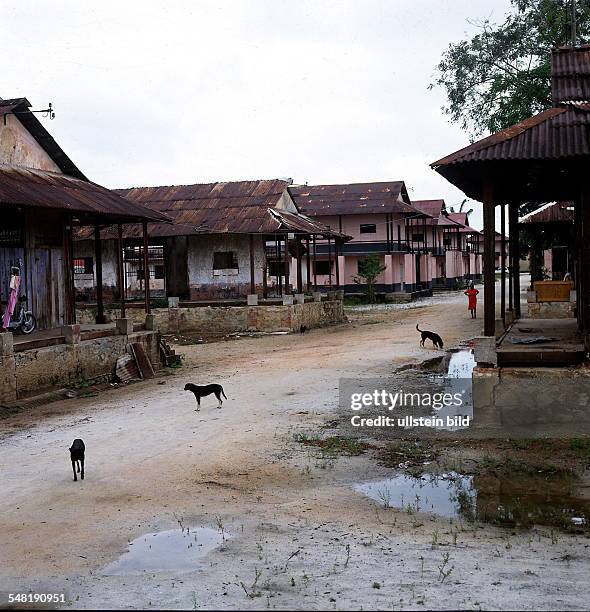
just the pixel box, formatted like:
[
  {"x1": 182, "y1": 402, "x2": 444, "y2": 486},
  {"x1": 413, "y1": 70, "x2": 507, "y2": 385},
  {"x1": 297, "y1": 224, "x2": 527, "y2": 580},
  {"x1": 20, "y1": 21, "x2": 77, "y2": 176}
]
[{"x1": 3, "y1": 295, "x2": 37, "y2": 334}]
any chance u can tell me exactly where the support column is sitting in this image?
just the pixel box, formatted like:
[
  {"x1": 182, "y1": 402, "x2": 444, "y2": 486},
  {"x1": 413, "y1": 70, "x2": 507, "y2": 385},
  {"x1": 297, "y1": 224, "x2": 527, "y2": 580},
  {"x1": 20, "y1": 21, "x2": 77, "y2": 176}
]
[
  {"x1": 334, "y1": 239, "x2": 340, "y2": 288},
  {"x1": 306, "y1": 237, "x2": 311, "y2": 292},
  {"x1": 296, "y1": 236, "x2": 303, "y2": 293},
  {"x1": 500, "y1": 204, "x2": 506, "y2": 326},
  {"x1": 63, "y1": 216, "x2": 75, "y2": 325},
  {"x1": 580, "y1": 188, "x2": 590, "y2": 339},
  {"x1": 509, "y1": 203, "x2": 521, "y2": 318},
  {"x1": 483, "y1": 180, "x2": 496, "y2": 337},
  {"x1": 328, "y1": 236, "x2": 333, "y2": 287},
  {"x1": 249, "y1": 234, "x2": 256, "y2": 295},
  {"x1": 283, "y1": 236, "x2": 289, "y2": 294},
  {"x1": 94, "y1": 224, "x2": 105, "y2": 324},
  {"x1": 142, "y1": 221, "x2": 151, "y2": 314},
  {"x1": 312, "y1": 235, "x2": 318, "y2": 290},
  {"x1": 117, "y1": 223, "x2": 126, "y2": 318}
]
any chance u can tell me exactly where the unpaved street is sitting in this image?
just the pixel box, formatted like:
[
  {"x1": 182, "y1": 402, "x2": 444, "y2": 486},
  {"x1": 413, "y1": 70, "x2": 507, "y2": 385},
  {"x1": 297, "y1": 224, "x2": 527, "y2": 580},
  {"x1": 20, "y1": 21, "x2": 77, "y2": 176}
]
[{"x1": 1, "y1": 288, "x2": 589, "y2": 610}]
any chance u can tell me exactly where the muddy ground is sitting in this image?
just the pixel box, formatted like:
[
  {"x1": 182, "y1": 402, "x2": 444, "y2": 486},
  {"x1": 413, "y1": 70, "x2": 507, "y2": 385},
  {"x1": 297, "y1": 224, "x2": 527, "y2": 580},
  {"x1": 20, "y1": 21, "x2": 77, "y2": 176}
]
[{"x1": 1, "y1": 286, "x2": 589, "y2": 610}]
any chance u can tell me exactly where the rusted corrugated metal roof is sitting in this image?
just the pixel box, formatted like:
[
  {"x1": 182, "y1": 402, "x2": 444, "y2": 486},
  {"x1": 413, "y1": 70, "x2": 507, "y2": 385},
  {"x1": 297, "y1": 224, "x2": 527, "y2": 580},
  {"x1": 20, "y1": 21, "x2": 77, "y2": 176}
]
[
  {"x1": 552, "y1": 46, "x2": 590, "y2": 104},
  {"x1": 431, "y1": 105, "x2": 590, "y2": 168},
  {"x1": 75, "y1": 179, "x2": 348, "y2": 240},
  {"x1": 291, "y1": 181, "x2": 419, "y2": 216},
  {"x1": 412, "y1": 199, "x2": 445, "y2": 218},
  {"x1": 0, "y1": 164, "x2": 170, "y2": 223},
  {"x1": 521, "y1": 201, "x2": 574, "y2": 224}
]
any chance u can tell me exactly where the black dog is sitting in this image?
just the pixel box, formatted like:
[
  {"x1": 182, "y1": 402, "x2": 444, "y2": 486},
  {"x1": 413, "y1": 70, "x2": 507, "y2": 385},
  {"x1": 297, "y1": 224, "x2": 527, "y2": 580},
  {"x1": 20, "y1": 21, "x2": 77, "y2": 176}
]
[
  {"x1": 69, "y1": 439, "x2": 85, "y2": 482},
  {"x1": 416, "y1": 324, "x2": 444, "y2": 349},
  {"x1": 184, "y1": 383, "x2": 227, "y2": 410},
  {"x1": 300, "y1": 325, "x2": 308, "y2": 334}
]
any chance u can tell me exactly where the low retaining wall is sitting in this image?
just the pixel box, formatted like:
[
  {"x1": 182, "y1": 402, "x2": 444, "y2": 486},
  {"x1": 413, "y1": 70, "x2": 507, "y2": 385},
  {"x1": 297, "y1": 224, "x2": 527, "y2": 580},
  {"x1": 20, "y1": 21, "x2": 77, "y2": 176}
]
[
  {"x1": 526, "y1": 288, "x2": 576, "y2": 319},
  {"x1": 76, "y1": 300, "x2": 346, "y2": 335},
  {"x1": 0, "y1": 327, "x2": 160, "y2": 405}
]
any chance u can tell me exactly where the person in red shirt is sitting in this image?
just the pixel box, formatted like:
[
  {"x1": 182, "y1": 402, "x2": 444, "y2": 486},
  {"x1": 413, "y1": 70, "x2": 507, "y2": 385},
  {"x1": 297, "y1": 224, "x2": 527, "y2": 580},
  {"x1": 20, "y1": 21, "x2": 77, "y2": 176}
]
[{"x1": 464, "y1": 282, "x2": 479, "y2": 319}]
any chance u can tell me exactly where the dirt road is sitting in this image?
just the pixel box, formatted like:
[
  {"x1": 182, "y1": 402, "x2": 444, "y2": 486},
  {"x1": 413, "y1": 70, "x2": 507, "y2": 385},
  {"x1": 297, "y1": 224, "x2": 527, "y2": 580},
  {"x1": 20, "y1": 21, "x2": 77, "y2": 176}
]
[{"x1": 1, "y1": 287, "x2": 588, "y2": 610}]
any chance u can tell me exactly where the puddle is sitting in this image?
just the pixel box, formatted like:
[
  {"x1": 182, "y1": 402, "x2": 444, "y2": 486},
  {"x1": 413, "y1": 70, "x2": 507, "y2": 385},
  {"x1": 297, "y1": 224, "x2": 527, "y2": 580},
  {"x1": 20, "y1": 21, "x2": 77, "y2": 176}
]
[
  {"x1": 445, "y1": 348, "x2": 476, "y2": 379},
  {"x1": 102, "y1": 526, "x2": 228, "y2": 575},
  {"x1": 354, "y1": 472, "x2": 475, "y2": 519},
  {"x1": 354, "y1": 472, "x2": 590, "y2": 530}
]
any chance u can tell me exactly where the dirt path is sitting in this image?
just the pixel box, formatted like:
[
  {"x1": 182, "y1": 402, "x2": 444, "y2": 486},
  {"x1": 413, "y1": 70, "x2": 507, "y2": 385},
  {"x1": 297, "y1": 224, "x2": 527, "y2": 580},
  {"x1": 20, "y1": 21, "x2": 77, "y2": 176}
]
[{"x1": 1, "y1": 286, "x2": 588, "y2": 610}]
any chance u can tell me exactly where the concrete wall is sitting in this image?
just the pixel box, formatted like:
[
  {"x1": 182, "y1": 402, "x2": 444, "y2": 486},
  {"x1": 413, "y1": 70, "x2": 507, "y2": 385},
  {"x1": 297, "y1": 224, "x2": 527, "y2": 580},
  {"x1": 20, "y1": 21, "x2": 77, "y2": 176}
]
[
  {"x1": 0, "y1": 329, "x2": 160, "y2": 404},
  {"x1": 0, "y1": 113, "x2": 62, "y2": 171},
  {"x1": 77, "y1": 300, "x2": 345, "y2": 335}
]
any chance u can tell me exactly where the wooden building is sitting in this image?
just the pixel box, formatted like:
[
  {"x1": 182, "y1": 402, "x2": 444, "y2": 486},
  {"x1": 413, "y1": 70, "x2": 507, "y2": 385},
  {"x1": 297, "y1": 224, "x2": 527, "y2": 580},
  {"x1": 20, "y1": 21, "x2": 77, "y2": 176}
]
[{"x1": 0, "y1": 97, "x2": 168, "y2": 330}]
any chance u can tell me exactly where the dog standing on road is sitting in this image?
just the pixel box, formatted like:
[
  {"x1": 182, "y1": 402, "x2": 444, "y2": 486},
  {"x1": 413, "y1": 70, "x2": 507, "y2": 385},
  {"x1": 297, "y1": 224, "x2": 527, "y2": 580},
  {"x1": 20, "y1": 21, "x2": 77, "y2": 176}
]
[
  {"x1": 69, "y1": 439, "x2": 85, "y2": 482},
  {"x1": 416, "y1": 324, "x2": 444, "y2": 349},
  {"x1": 184, "y1": 383, "x2": 227, "y2": 410}
]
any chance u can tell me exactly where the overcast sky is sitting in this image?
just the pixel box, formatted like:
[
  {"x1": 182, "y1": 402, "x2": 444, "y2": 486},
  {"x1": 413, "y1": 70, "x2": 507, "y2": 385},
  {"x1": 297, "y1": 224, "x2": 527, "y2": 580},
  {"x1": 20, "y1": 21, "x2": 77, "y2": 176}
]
[{"x1": 1, "y1": 0, "x2": 514, "y2": 229}]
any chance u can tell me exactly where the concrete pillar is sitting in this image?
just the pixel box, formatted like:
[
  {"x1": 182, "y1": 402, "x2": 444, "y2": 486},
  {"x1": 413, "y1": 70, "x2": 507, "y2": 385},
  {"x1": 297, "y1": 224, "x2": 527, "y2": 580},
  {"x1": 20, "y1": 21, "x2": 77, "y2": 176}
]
[
  {"x1": 0, "y1": 332, "x2": 14, "y2": 356},
  {"x1": 247, "y1": 294, "x2": 259, "y2": 306},
  {"x1": 168, "y1": 297, "x2": 180, "y2": 308},
  {"x1": 116, "y1": 318, "x2": 134, "y2": 336},
  {"x1": 313, "y1": 291, "x2": 323, "y2": 302},
  {"x1": 282, "y1": 295, "x2": 294, "y2": 306},
  {"x1": 474, "y1": 336, "x2": 497, "y2": 367},
  {"x1": 61, "y1": 324, "x2": 81, "y2": 345},
  {"x1": 294, "y1": 293, "x2": 305, "y2": 304},
  {"x1": 384, "y1": 254, "x2": 394, "y2": 290},
  {"x1": 145, "y1": 313, "x2": 156, "y2": 330},
  {"x1": 0, "y1": 332, "x2": 16, "y2": 404},
  {"x1": 337, "y1": 255, "x2": 345, "y2": 289}
]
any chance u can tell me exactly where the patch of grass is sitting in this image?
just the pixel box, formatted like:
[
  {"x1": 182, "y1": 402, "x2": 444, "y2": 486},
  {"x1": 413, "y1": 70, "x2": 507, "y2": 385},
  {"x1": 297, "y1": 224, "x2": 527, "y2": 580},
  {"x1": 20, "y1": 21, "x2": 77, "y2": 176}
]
[
  {"x1": 293, "y1": 433, "x2": 372, "y2": 456},
  {"x1": 378, "y1": 439, "x2": 436, "y2": 468}
]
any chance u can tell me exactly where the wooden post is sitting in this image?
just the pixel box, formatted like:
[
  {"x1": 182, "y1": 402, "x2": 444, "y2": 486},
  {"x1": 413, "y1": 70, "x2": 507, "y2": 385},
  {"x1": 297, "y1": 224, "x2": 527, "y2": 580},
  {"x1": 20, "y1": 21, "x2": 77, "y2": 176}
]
[
  {"x1": 296, "y1": 236, "x2": 303, "y2": 293},
  {"x1": 483, "y1": 180, "x2": 496, "y2": 337},
  {"x1": 306, "y1": 237, "x2": 311, "y2": 292},
  {"x1": 328, "y1": 236, "x2": 333, "y2": 287},
  {"x1": 142, "y1": 221, "x2": 151, "y2": 314},
  {"x1": 580, "y1": 188, "x2": 590, "y2": 339},
  {"x1": 509, "y1": 203, "x2": 520, "y2": 318},
  {"x1": 500, "y1": 204, "x2": 506, "y2": 326},
  {"x1": 312, "y1": 235, "x2": 317, "y2": 290},
  {"x1": 335, "y1": 238, "x2": 340, "y2": 288},
  {"x1": 94, "y1": 224, "x2": 105, "y2": 324},
  {"x1": 249, "y1": 234, "x2": 256, "y2": 295},
  {"x1": 63, "y1": 215, "x2": 75, "y2": 325},
  {"x1": 117, "y1": 223, "x2": 126, "y2": 318},
  {"x1": 283, "y1": 236, "x2": 290, "y2": 294}
]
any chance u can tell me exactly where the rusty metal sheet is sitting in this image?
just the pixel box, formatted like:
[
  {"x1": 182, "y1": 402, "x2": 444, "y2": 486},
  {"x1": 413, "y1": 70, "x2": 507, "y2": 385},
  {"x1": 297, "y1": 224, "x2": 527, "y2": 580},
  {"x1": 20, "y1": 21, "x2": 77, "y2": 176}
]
[
  {"x1": 0, "y1": 164, "x2": 171, "y2": 224},
  {"x1": 521, "y1": 201, "x2": 574, "y2": 224},
  {"x1": 291, "y1": 181, "x2": 421, "y2": 216},
  {"x1": 552, "y1": 46, "x2": 590, "y2": 104}
]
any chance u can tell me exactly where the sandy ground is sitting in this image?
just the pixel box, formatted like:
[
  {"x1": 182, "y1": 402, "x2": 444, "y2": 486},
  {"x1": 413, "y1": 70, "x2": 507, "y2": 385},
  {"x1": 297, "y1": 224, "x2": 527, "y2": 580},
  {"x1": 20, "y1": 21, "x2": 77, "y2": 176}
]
[{"x1": 1, "y1": 283, "x2": 589, "y2": 610}]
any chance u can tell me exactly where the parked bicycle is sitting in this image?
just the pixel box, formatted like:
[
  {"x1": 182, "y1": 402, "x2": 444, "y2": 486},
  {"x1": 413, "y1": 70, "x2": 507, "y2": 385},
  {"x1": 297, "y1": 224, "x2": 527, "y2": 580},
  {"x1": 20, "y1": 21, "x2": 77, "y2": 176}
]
[{"x1": 3, "y1": 295, "x2": 37, "y2": 334}]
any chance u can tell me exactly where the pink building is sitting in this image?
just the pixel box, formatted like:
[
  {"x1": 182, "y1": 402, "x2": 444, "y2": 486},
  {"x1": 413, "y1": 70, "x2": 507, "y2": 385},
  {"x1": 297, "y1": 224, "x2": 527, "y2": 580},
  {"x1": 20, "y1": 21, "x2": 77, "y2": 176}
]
[
  {"x1": 291, "y1": 182, "x2": 434, "y2": 298},
  {"x1": 412, "y1": 201, "x2": 483, "y2": 288}
]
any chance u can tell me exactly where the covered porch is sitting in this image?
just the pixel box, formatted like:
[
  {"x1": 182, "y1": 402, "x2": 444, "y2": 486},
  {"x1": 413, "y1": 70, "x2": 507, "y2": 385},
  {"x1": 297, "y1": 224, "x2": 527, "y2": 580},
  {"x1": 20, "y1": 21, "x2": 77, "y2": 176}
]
[{"x1": 431, "y1": 46, "x2": 590, "y2": 368}]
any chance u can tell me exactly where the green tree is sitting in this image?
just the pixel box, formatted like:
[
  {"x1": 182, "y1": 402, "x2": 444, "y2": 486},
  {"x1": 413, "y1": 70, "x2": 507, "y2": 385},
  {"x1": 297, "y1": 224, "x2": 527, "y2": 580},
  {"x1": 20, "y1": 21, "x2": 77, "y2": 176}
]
[
  {"x1": 353, "y1": 254, "x2": 387, "y2": 303},
  {"x1": 430, "y1": 0, "x2": 590, "y2": 138}
]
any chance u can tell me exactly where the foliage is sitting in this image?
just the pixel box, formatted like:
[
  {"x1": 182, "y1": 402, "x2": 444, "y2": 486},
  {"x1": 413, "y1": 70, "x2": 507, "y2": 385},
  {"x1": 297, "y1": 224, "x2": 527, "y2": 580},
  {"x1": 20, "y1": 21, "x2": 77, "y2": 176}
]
[
  {"x1": 431, "y1": 0, "x2": 590, "y2": 138},
  {"x1": 353, "y1": 254, "x2": 387, "y2": 303}
]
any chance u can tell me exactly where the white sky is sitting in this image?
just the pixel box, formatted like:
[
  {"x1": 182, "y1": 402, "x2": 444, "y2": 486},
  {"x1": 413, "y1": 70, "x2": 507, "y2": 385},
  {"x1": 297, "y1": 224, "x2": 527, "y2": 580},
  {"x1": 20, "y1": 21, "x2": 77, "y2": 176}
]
[{"x1": 1, "y1": 0, "x2": 514, "y2": 229}]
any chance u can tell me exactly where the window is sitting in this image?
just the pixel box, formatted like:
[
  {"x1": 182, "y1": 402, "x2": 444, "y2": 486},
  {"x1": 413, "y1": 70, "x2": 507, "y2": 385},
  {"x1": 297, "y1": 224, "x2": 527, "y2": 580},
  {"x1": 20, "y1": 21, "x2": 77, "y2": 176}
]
[
  {"x1": 73, "y1": 257, "x2": 93, "y2": 274},
  {"x1": 412, "y1": 233, "x2": 424, "y2": 242},
  {"x1": 213, "y1": 251, "x2": 238, "y2": 270},
  {"x1": 360, "y1": 224, "x2": 376, "y2": 234},
  {"x1": 154, "y1": 264, "x2": 165, "y2": 279},
  {"x1": 314, "y1": 260, "x2": 332, "y2": 275},
  {"x1": 443, "y1": 237, "x2": 452, "y2": 246},
  {"x1": 267, "y1": 261, "x2": 285, "y2": 276}
]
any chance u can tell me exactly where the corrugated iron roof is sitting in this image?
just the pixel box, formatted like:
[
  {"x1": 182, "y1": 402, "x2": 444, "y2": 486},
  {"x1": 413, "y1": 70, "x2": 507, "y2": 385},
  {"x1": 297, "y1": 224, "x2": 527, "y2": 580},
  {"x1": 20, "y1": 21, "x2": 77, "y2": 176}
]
[
  {"x1": 552, "y1": 45, "x2": 590, "y2": 104},
  {"x1": 521, "y1": 201, "x2": 574, "y2": 224},
  {"x1": 0, "y1": 164, "x2": 170, "y2": 223},
  {"x1": 76, "y1": 179, "x2": 348, "y2": 240},
  {"x1": 291, "y1": 181, "x2": 420, "y2": 216},
  {"x1": 412, "y1": 199, "x2": 445, "y2": 218}
]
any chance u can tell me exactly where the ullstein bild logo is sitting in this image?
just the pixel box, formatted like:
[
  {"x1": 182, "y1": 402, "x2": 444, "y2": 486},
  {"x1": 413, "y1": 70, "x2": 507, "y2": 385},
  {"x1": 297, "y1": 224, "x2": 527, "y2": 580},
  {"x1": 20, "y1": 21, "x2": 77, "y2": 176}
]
[{"x1": 348, "y1": 389, "x2": 471, "y2": 429}]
